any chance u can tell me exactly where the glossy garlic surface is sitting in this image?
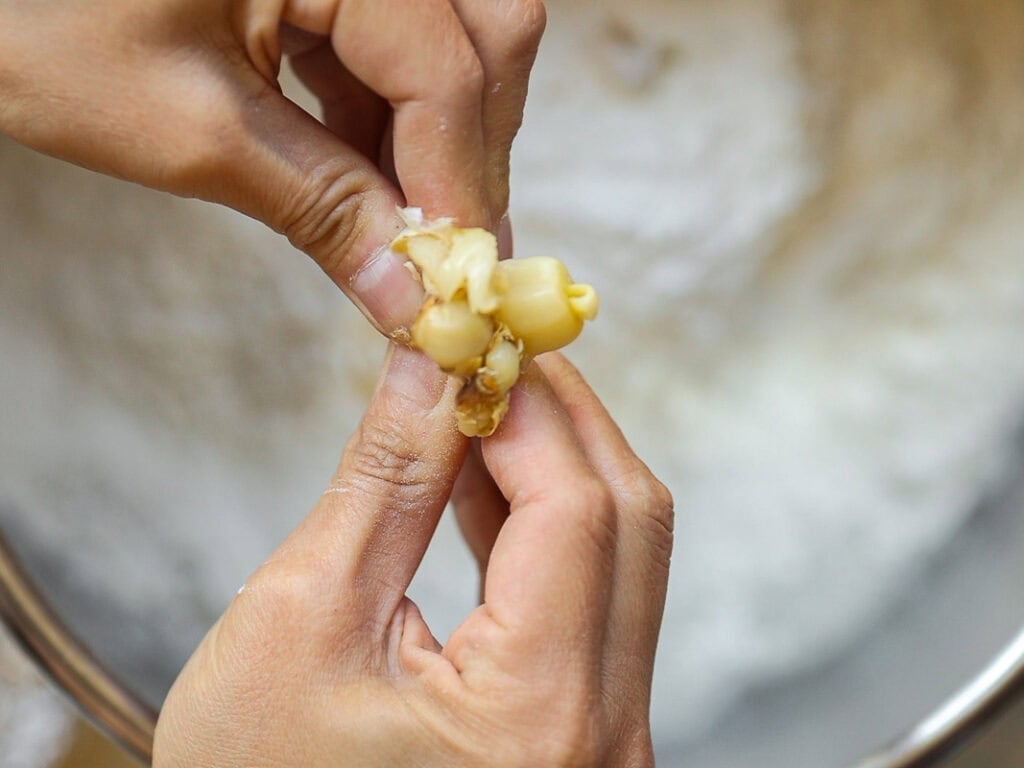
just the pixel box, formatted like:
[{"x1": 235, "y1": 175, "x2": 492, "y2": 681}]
[{"x1": 391, "y1": 208, "x2": 598, "y2": 436}]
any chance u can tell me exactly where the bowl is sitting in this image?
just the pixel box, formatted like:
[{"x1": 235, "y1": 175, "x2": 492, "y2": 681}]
[{"x1": 4, "y1": 2, "x2": 1024, "y2": 765}]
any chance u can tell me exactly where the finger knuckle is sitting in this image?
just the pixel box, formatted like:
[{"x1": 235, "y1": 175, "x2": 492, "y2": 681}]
[
  {"x1": 635, "y1": 469, "x2": 675, "y2": 532},
  {"x1": 228, "y1": 563, "x2": 329, "y2": 660},
  {"x1": 649, "y1": 477, "x2": 675, "y2": 529},
  {"x1": 630, "y1": 470, "x2": 675, "y2": 569},
  {"x1": 281, "y1": 162, "x2": 373, "y2": 276},
  {"x1": 499, "y1": 0, "x2": 548, "y2": 62},
  {"x1": 244, "y1": 561, "x2": 321, "y2": 621},
  {"x1": 447, "y1": 47, "x2": 486, "y2": 103},
  {"x1": 345, "y1": 416, "x2": 435, "y2": 506},
  {"x1": 571, "y1": 480, "x2": 618, "y2": 556},
  {"x1": 647, "y1": 476, "x2": 675, "y2": 534}
]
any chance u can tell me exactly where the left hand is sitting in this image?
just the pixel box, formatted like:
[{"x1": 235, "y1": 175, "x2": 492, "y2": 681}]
[{"x1": 0, "y1": 0, "x2": 545, "y2": 333}]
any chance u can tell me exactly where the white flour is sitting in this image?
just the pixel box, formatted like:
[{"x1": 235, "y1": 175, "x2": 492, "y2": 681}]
[
  {"x1": 3, "y1": 0, "x2": 1024, "y2": 764},
  {"x1": 0, "y1": 625, "x2": 71, "y2": 768}
]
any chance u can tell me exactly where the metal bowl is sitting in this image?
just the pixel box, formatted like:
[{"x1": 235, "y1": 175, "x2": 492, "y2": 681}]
[
  {"x1": 2, "y1": 466, "x2": 1024, "y2": 766},
  {"x1": 4, "y1": 2, "x2": 1024, "y2": 762}
]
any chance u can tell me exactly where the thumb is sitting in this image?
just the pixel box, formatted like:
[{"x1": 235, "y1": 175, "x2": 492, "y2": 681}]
[
  {"x1": 199, "y1": 87, "x2": 423, "y2": 337},
  {"x1": 266, "y1": 344, "x2": 467, "y2": 631}
]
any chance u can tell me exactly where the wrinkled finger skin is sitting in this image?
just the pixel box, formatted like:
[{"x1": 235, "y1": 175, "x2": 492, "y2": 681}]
[
  {"x1": 153, "y1": 347, "x2": 673, "y2": 768},
  {"x1": 0, "y1": 0, "x2": 544, "y2": 334}
]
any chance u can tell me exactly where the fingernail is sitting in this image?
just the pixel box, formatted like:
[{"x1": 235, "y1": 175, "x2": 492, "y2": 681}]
[
  {"x1": 351, "y1": 246, "x2": 424, "y2": 336},
  {"x1": 497, "y1": 212, "x2": 513, "y2": 261}
]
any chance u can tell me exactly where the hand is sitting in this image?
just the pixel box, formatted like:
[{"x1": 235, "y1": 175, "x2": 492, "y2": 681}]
[
  {"x1": 0, "y1": 0, "x2": 544, "y2": 333},
  {"x1": 153, "y1": 345, "x2": 674, "y2": 767}
]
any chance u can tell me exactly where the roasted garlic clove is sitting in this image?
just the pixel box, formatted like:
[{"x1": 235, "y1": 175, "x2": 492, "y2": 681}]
[
  {"x1": 479, "y1": 337, "x2": 522, "y2": 395},
  {"x1": 392, "y1": 208, "x2": 597, "y2": 437},
  {"x1": 393, "y1": 220, "x2": 501, "y2": 314},
  {"x1": 495, "y1": 257, "x2": 599, "y2": 356},
  {"x1": 411, "y1": 299, "x2": 495, "y2": 376}
]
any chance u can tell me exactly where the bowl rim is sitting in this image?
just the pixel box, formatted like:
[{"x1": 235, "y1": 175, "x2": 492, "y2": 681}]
[{"x1": 1, "y1": 528, "x2": 1022, "y2": 767}]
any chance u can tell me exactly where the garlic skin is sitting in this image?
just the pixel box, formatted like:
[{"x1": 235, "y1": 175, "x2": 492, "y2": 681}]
[{"x1": 392, "y1": 208, "x2": 597, "y2": 436}]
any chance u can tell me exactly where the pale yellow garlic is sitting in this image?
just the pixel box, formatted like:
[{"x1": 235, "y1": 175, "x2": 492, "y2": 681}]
[
  {"x1": 495, "y1": 257, "x2": 599, "y2": 357},
  {"x1": 410, "y1": 300, "x2": 495, "y2": 375},
  {"x1": 480, "y1": 337, "x2": 522, "y2": 395},
  {"x1": 392, "y1": 208, "x2": 597, "y2": 437},
  {"x1": 393, "y1": 223, "x2": 501, "y2": 314}
]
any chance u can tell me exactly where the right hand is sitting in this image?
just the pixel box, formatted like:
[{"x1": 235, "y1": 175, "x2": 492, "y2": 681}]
[
  {"x1": 0, "y1": 0, "x2": 545, "y2": 334},
  {"x1": 153, "y1": 348, "x2": 675, "y2": 767}
]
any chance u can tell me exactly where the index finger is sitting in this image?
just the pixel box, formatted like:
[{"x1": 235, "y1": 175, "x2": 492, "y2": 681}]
[{"x1": 283, "y1": 0, "x2": 491, "y2": 228}]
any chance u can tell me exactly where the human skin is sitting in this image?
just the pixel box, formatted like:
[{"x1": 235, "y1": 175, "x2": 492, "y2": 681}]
[
  {"x1": 0, "y1": 2, "x2": 674, "y2": 762},
  {"x1": 0, "y1": 0, "x2": 544, "y2": 334},
  {"x1": 153, "y1": 347, "x2": 674, "y2": 767},
  {"x1": 0, "y1": 0, "x2": 547, "y2": 637}
]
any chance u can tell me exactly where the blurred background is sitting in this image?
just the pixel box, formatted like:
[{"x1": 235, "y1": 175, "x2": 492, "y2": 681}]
[{"x1": 4, "y1": 0, "x2": 1024, "y2": 765}]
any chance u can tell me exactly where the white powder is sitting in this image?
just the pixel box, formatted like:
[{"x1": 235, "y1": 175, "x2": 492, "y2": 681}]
[
  {"x1": 512, "y1": 0, "x2": 1024, "y2": 748},
  {"x1": 0, "y1": 625, "x2": 72, "y2": 768},
  {"x1": 3, "y1": 0, "x2": 1024, "y2": 764}
]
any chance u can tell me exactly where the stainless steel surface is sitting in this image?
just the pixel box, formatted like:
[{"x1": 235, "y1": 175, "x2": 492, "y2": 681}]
[
  {"x1": 854, "y1": 628, "x2": 1024, "y2": 768},
  {"x1": 0, "y1": 520, "x2": 1022, "y2": 768},
  {"x1": 0, "y1": 533, "x2": 155, "y2": 764}
]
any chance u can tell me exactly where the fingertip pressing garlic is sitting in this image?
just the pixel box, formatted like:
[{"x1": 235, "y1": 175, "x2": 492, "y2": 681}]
[{"x1": 392, "y1": 207, "x2": 598, "y2": 437}]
